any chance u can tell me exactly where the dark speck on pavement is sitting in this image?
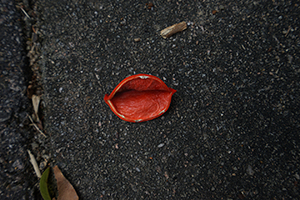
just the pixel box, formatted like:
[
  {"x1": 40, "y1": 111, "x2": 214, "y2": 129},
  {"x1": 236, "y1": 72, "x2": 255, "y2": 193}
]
[{"x1": 28, "y1": 0, "x2": 300, "y2": 199}]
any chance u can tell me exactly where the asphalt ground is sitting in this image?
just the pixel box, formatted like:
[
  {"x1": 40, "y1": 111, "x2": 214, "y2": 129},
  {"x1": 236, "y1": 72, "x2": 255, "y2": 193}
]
[
  {"x1": 1, "y1": 0, "x2": 300, "y2": 199},
  {"x1": 0, "y1": 1, "x2": 34, "y2": 199}
]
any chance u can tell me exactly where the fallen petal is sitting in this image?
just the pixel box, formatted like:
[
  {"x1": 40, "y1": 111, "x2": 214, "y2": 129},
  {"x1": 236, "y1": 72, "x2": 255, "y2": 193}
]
[{"x1": 104, "y1": 74, "x2": 176, "y2": 122}]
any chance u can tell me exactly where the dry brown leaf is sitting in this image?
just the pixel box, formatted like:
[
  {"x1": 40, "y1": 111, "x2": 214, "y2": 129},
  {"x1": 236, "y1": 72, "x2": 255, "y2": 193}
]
[
  {"x1": 32, "y1": 94, "x2": 41, "y2": 122},
  {"x1": 53, "y1": 166, "x2": 79, "y2": 200}
]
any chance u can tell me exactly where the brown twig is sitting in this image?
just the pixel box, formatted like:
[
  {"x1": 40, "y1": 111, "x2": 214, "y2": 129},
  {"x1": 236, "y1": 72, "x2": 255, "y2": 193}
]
[
  {"x1": 285, "y1": 26, "x2": 291, "y2": 37},
  {"x1": 160, "y1": 21, "x2": 187, "y2": 39}
]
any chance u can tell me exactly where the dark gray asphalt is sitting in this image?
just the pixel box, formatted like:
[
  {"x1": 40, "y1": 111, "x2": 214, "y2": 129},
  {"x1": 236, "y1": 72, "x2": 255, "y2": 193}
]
[
  {"x1": 0, "y1": 1, "x2": 34, "y2": 199},
  {"x1": 4, "y1": 0, "x2": 300, "y2": 199}
]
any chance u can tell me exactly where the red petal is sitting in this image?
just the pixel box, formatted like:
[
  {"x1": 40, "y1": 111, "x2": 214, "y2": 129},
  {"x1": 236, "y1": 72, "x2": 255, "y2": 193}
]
[{"x1": 104, "y1": 74, "x2": 176, "y2": 122}]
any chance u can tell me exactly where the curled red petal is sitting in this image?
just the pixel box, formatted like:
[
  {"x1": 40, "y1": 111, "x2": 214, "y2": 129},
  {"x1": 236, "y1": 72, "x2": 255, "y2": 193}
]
[{"x1": 104, "y1": 74, "x2": 176, "y2": 122}]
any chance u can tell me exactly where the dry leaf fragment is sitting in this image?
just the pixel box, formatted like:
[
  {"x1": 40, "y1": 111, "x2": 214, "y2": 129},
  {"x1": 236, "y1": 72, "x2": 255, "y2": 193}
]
[
  {"x1": 32, "y1": 94, "x2": 41, "y2": 122},
  {"x1": 160, "y1": 21, "x2": 187, "y2": 39},
  {"x1": 53, "y1": 166, "x2": 79, "y2": 200},
  {"x1": 27, "y1": 150, "x2": 42, "y2": 178}
]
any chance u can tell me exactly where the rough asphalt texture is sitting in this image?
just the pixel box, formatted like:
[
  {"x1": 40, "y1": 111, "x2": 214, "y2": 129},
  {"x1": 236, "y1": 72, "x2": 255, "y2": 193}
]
[
  {"x1": 0, "y1": 1, "x2": 33, "y2": 199},
  {"x1": 37, "y1": 0, "x2": 300, "y2": 199},
  {"x1": 4, "y1": 0, "x2": 300, "y2": 199}
]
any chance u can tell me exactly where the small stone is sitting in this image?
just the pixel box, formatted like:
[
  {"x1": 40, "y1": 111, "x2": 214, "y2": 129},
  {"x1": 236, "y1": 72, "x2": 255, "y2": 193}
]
[
  {"x1": 246, "y1": 165, "x2": 255, "y2": 176},
  {"x1": 31, "y1": 142, "x2": 39, "y2": 150},
  {"x1": 157, "y1": 143, "x2": 164, "y2": 148},
  {"x1": 146, "y1": 3, "x2": 154, "y2": 10},
  {"x1": 295, "y1": 173, "x2": 300, "y2": 180},
  {"x1": 12, "y1": 159, "x2": 24, "y2": 170}
]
